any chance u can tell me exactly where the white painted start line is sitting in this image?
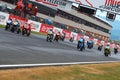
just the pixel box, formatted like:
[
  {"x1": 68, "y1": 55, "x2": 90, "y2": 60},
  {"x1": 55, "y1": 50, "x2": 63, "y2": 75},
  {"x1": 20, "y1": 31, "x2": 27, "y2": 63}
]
[{"x1": 0, "y1": 61, "x2": 120, "y2": 69}]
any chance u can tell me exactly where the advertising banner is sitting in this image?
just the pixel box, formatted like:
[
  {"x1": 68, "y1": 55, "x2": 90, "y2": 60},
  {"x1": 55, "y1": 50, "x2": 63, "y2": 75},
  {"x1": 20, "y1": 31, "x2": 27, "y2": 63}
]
[
  {"x1": 93, "y1": 38, "x2": 98, "y2": 45},
  {"x1": 40, "y1": 23, "x2": 54, "y2": 33},
  {"x1": 89, "y1": 37, "x2": 94, "y2": 41},
  {"x1": 84, "y1": 35, "x2": 89, "y2": 42},
  {"x1": 30, "y1": 0, "x2": 72, "y2": 11},
  {"x1": 70, "y1": 32, "x2": 78, "y2": 40},
  {"x1": 104, "y1": 41, "x2": 108, "y2": 46},
  {"x1": 62, "y1": 29, "x2": 71, "y2": 39},
  {"x1": 111, "y1": 43, "x2": 115, "y2": 48},
  {"x1": 9, "y1": 14, "x2": 28, "y2": 27},
  {"x1": 69, "y1": 0, "x2": 120, "y2": 14},
  {"x1": 0, "y1": 12, "x2": 9, "y2": 25},
  {"x1": 28, "y1": 20, "x2": 41, "y2": 32},
  {"x1": 53, "y1": 27, "x2": 62, "y2": 34},
  {"x1": 101, "y1": 40, "x2": 105, "y2": 45},
  {"x1": 97, "y1": 40, "x2": 101, "y2": 45},
  {"x1": 76, "y1": 34, "x2": 84, "y2": 41}
]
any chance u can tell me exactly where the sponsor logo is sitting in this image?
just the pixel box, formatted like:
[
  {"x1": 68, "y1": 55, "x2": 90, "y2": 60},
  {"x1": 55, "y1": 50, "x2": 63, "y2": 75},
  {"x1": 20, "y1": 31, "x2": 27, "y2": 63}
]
[
  {"x1": 99, "y1": 0, "x2": 120, "y2": 13},
  {"x1": 105, "y1": 0, "x2": 120, "y2": 6},
  {"x1": 35, "y1": 0, "x2": 43, "y2": 2},
  {"x1": 75, "y1": 0, "x2": 93, "y2": 7},
  {"x1": 35, "y1": 0, "x2": 66, "y2": 6},
  {"x1": 32, "y1": 24, "x2": 39, "y2": 29},
  {"x1": 0, "y1": 15, "x2": 5, "y2": 21},
  {"x1": 74, "y1": 0, "x2": 120, "y2": 13}
]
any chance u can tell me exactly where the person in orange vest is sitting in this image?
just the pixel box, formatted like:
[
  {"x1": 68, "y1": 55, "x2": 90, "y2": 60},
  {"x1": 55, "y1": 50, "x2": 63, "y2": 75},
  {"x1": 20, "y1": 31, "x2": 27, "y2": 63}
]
[
  {"x1": 27, "y1": 2, "x2": 32, "y2": 11},
  {"x1": 14, "y1": 0, "x2": 24, "y2": 16},
  {"x1": 33, "y1": 6, "x2": 38, "y2": 16},
  {"x1": 15, "y1": 0, "x2": 24, "y2": 10}
]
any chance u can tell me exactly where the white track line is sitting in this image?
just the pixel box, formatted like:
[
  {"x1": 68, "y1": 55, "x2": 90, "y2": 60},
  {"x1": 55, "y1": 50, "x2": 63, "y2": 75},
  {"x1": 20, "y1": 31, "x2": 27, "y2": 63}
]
[{"x1": 0, "y1": 61, "x2": 120, "y2": 69}]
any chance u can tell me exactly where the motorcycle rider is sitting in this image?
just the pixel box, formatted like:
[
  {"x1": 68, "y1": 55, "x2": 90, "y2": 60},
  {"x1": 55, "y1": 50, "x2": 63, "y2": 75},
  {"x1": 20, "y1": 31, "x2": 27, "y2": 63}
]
[
  {"x1": 54, "y1": 31, "x2": 61, "y2": 42},
  {"x1": 104, "y1": 43, "x2": 111, "y2": 57},
  {"x1": 16, "y1": 20, "x2": 20, "y2": 27},
  {"x1": 60, "y1": 32, "x2": 66, "y2": 41},
  {"x1": 11, "y1": 19, "x2": 19, "y2": 32},
  {"x1": 98, "y1": 43, "x2": 103, "y2": 51},
  {"x1": 16, "y1": 20, "x2": 21, "y2": 33},
  {"x1": 46, "y1": 29, "x2": 54, "y2": 42},
  {"x1": 69, "y1": 35, "x2": 74, "y2": 42},
  {"x1": 77, "y1": 37, "x2": 85, "y2": 51},
  {"x1": 114, "y1": 45, "x2": 119, "y2": 54},
  {"x1": 22, "y1": 23, "x2": 31, "y2": 36},
  {"x1": 87, "y1": 40, "x2": 94, "y2": 49},
  {"x1": 47, "y1": 29, "x2": 53, "y2": 35},
  {"x1": 5, "y1": 18, "x2": 13, "y2": 30}
]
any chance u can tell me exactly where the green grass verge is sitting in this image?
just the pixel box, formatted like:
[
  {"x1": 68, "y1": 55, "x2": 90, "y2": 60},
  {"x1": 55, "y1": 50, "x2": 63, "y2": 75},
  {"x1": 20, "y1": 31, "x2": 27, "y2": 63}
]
[
  {"x1": 0, "y1": 24, "x2": 5, "y2": 28},
  {"x1": 0, "y1": 25, "x2": 47, "y2": 36},
  {"x1": 0, "y1": 62, "x2": 120, "y2": 80}
]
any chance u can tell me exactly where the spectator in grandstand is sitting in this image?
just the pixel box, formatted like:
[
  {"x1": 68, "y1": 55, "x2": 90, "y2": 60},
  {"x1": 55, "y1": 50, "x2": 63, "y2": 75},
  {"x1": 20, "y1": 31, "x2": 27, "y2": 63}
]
[
  {"x1": 32, "y1": 5, "x2": 38, "y2": 16},
  {"x1": 16, "y1": 0, "x2": 24, "y2": 9},
  {"x1": 27, "y1": 2, "x2": 32, "y2": 11},
  {"x1": 25, "y1": 2, "x2": 33, "y2": 18},
  {"x1": 14, "y1": 0, "x2": 24, "y2": 16},
  {"x1": 23, "y1": 0, "x2": 29, "y2": 6}
]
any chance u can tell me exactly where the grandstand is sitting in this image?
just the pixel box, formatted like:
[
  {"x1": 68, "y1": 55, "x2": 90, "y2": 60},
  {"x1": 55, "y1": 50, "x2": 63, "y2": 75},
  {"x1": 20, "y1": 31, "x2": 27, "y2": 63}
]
[{"x1": 0, "y1": 0, "x2": 112, "y2": 41}]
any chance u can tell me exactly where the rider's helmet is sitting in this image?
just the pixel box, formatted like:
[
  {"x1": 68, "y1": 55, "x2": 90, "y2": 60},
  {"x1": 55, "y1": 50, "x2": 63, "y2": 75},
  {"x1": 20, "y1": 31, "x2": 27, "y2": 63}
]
[
  {"x1": 49, "y1": 28, "x2": 52, "y2": 31},
  {"x1": 10, "y1": 18, "x2": 12, "y2": 21},
  {"x1": 106, "y1": 43, "x2": 110, "y2": 46}
]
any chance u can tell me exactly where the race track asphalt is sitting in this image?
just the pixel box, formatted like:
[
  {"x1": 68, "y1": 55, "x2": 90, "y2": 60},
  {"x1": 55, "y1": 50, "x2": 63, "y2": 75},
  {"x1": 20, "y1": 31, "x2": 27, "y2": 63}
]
[{"x1": 0, "y1": 28, "x2": 120, "y2": 65}]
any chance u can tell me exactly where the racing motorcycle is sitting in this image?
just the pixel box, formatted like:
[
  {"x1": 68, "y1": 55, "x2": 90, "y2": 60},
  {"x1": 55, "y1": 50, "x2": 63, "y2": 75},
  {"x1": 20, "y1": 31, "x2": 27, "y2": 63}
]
[
  {"x1": 60, "y1": 33, "x2": 65, "y2": 41},
  {"x1": 104, "y1": 47, "x2": 111, "y2": 57},
  {"x1": 77, "y1": 41, "x2": 84, "y2": 51},
  {"x1": 10, "y1": 22, "x2": 20, "y2": 34},
  {"x1": 114, "y1": 48, "x2": 118, "y2": 54},
  {"x1": 5, "y1": 23, "x2": 12, "y2": 31},
  {"x1": 46, "y1": 34, "x2": 54, "y2": 42},
  {"x1": 22, "y1": 26, "x2": 31, "y2": 36},
  {"x1": 98, "y1": 45, "x2": 103, "y2": 51},
  {"x1": 87, "y1": 41, "x2": 93, "y2": 49},
  {"x1": 54, "y1": 34, "x2": 61, "y2": 42},
  {"x1": 5, "y1": 20, "x2": 12, "y2": 31}
]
